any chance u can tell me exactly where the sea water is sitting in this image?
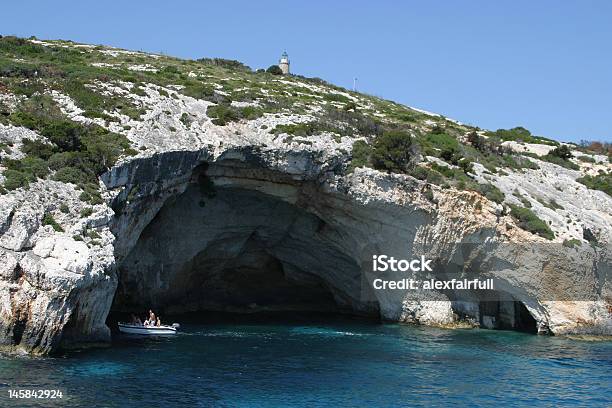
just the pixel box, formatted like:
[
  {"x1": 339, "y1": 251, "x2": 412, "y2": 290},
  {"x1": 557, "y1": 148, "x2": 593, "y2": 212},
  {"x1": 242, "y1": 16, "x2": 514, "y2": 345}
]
[{"x1": 1, "y1": 316, "x2": 610, "y2": 407}]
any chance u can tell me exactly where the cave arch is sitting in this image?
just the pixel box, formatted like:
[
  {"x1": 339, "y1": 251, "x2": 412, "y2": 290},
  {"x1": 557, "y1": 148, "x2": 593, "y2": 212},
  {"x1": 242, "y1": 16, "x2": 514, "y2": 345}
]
[{"x1": 110, "y1": 161, "x2": 377, "y2": 319}]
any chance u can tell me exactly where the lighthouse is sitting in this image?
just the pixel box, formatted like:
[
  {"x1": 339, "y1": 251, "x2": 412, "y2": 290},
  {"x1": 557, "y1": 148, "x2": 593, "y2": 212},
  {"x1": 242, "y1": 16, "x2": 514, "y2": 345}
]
[{"x1": 279, "y1": 51, "x2": 290, "y2": 75}]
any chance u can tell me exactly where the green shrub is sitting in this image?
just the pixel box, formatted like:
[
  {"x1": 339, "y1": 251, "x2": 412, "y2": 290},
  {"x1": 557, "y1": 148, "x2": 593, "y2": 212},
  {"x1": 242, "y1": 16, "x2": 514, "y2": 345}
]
[
  {"x1": 371, "y1": 130, "x2": 419, "y2": 174},
  {"x1": 206, "y1": 104, "x2": 241, "y2": 126},
  {"x1": 53, "y1": 166, "x2": 91, "y2": 186},
  {"x1": 2, "y1": 169, "x2": 30, "y2": 190},
  {"x1": 4, "y1": 156, "x2": 49, "y2": 179},
  {"x1": 508, "y1": 204, "x2": 554, "y2": 240},
  {"x1": 239, "y1": 106, "x2": 264, "y2": 120},
  {"x1": 266, "y1": 65, "x2": 283, "y2": 75},
  {"x1": 21, "y1": 139, "x2": 56, "y2": 159},
  {"x1": 478, "y1": 183, "x2": 505, "y2": 204},
  {"x1": 410, "y1": 166, "x2": 429, "y2": 181},
  {"x1": 324, "y1": 93, "x2": 351, "y2": 103},
  {"x1": 549, "y1": 145, "x2": 572, "y2": 159},
  {"x1": 80, "y1": 207, "x2": 93, "y2": 217},
  {"x1": 512, "y1": 191, "x2": 532, "y2": 208},
  {"x1": 79, "y1": 183, "x2": 103, "y2": 204},
  {"x1": 348, "y1": 140, "x2": 372, "y2": 172},
  {"x1": 486, "y1": 127, "x2": 558, "y2": 146},
  {"x1": 420, "y1": 131, "x2": 459, "y2": 157},
  {"x1": 344, "y1": 102, "x2": 357, "y2": 111},
  {"x1": 459, "y1": 159, "x2": 474, "y2": 174},
  {"x1": 562, "y1": 238, "x2": 582, "y2": 248},
  {"x1": 180, "y1": 112, "x2": 191, "y2": 127},
  {"x1": 7, "y1": 96, "x2": 134, "y2": 192},
  {"x1": 181, "y1": 82, "x2": 215, "y2": 100},
  {"x1": 197, "y1": 58, "x2": 251, "y2": 71},
  {"x1": 577, "y1": 155, "x2": 596, "y2": 163},
  {"x1": 430, "y1": 162, "x2": 454, "y2": 178},
  {"x1": 42, "y1": 213, "x2": 64, "y2": 232},
  {"x1": 539, "y1": 153, "x2": 579, "y2": 170},
  {"x1": 272, "y1": 122, "x2": 317, "y2": 136},
  {"x1": 576, "y1": 173, "x2": 611, "y2": 196}
]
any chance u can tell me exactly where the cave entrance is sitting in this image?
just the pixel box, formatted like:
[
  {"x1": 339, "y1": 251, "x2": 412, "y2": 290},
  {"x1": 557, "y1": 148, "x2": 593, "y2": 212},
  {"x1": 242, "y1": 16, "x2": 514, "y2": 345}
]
[
  {"x1": 478, "y1": 299, "x2": 537, "y2": 334},
  {"x1": 109, "y1": 167, "x2": 376, "y2": 324}
]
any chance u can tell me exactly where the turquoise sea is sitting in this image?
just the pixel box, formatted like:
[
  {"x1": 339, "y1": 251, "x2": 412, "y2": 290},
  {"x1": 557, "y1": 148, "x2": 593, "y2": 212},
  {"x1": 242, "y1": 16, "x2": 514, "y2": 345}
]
[{"x1": 1, "y1": 315, "x2": 610, "y2": 407}]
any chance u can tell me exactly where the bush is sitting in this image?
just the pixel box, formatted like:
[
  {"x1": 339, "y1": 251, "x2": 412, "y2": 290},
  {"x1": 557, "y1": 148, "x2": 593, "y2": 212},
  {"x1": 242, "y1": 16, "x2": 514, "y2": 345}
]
[
  {"x1": 6, "y1": 101, "x2": 134, "y2": 191},
  {"x1": 478, "y1": 183, "x2": 505, "y2": 204},
  {"x1": 21, "y1": 138, "x2": 55, "y2": 159},
  {"x1": 80, "y1": 207, "x2": 93, "y2": 217},
  {"x1": 197, "y1": 58, "x2": 251, "y2": 71},
  {"x1": 430, "y1": 162, "x2": 454, "y2": 178},
  {"x1": 576, "y1": 173, "x2": 611, "y2": 197},
  {"x1": 539, "y1": 153, "x2": 580, "y2": 170},
  {"x1": 487, "y1": 127, "x2": 558, "y2": 146},
  {"x1": 42, "y1": 213, "x2": 63, "y2": 232},
  {"x1": 577, "y1": 155, "x2": 596, "y2": 163},
  {"x1": 2, "y1": 169, "x2": 30, "y2": 190},
  {"x1": 206, "y1": 104, "x2": 241, "y2": 126},
  {"x1": 562, "y1": 238, "x2": 582, "y2": 248},
  {"x1": 324, "y1": 93, "x2": 351, "y2": 103},
  {"x1": 52, "y1": 166, "x2": 91, "y2": 186},
  {"x1": 459, "y1": 159, "x2": 474, "y2": 174},
  {"x1": 344, "y1": 102, "x2": 357, "y2": 111},
  {"x1": 421, "y1": 131, "x2": 459, "y2": 157},
  {"x1": 180, "y1": 112, "x2": 191, "y2": 127},
  {"x1": 239, "y1": 106, "x2": 264, "y2": 120},
  {"x1": 348, "y1": 140, "x2": 372, "y2": 172},
  {"x1": 4, "y1": 156, "x2": 49, "y2": 179},
  {"x1": 549, "y1": 145, "x2": 572, "y2": 160},
  {"x1": 266, "y1": 65, "x2": 283, "y2": 75},
  {"x1": 508, "y1": 204, "x2": 554, "y2": 240},
  {"x1": 371, "y1": 130, "x2": 419, "y2": 174},
  {"x1": 181, "y1": 82, "x2": 215, "y2": 100}
]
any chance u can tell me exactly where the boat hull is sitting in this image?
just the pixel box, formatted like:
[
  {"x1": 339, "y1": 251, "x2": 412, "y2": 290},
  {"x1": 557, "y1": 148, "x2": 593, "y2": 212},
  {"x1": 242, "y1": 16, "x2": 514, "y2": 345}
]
[{"x1": 118, "y1": 323, "x2": 177, "y2": 335}]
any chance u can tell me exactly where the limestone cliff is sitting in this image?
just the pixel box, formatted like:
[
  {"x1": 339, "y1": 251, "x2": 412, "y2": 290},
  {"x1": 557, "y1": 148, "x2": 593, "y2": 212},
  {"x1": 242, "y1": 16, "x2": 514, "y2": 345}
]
[{"x1": 0, "y1": 37, "x2": 610, "y2": 355}]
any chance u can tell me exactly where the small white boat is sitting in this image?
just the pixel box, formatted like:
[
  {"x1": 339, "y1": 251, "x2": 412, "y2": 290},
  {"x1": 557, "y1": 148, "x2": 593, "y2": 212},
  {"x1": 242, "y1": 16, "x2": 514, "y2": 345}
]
[{"x1": 118, "y1": 323, "x2": 179, "y2": 335}]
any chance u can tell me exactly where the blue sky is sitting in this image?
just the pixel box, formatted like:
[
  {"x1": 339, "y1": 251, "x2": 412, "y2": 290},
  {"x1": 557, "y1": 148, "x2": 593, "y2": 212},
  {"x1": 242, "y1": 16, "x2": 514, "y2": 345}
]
[{"x1": 3, "y1": 1, "x2": 611, "y2": 142}]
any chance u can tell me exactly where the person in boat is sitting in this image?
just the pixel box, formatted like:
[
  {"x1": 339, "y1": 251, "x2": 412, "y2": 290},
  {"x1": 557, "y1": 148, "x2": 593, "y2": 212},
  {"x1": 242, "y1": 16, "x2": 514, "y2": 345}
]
[
  {"x1": 156, "y1": 317, "x2": 161, "y2": 327},
  {"x1": 130, "y1": 314, "x2": 142, "y2": 325},
  {"x1": 144, "y1": 310, "x2": 156, "y2": 326}
]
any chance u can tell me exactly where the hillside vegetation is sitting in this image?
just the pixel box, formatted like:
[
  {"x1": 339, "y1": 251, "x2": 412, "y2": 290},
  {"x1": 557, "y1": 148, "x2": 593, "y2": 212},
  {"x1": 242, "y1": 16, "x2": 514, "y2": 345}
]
[{"x1": 0, "y1": 35, "x2": 610, "y2": 243}]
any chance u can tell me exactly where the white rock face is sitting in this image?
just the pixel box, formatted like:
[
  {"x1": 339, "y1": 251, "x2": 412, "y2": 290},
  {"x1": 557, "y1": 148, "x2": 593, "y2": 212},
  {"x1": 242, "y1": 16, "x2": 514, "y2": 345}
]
[
  {"x1": 1, "y1": 126, "x2": 610, "y2": 355},
  {"x1": 0, "y1": 180, "x2": 116, "y2": 354}
]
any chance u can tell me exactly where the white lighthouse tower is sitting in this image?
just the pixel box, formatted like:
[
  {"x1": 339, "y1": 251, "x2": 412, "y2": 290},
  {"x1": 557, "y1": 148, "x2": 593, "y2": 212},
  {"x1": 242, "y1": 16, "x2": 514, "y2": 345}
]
[{"x1": 279, "y1": 51, "x2": 290, "y2": 75}]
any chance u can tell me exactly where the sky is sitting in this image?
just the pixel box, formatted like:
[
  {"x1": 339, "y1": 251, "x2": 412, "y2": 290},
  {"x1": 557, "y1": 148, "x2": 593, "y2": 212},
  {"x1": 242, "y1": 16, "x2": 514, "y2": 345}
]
[{"x1": 2, "y1": 1, "x2": 611, "y2": 142}]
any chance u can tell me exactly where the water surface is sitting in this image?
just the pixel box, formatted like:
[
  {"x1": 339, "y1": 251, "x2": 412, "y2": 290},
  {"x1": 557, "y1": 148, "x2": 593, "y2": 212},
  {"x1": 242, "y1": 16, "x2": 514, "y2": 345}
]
[{"x1": 1, "y1": 316, "x2": 610, "y2": 407}]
